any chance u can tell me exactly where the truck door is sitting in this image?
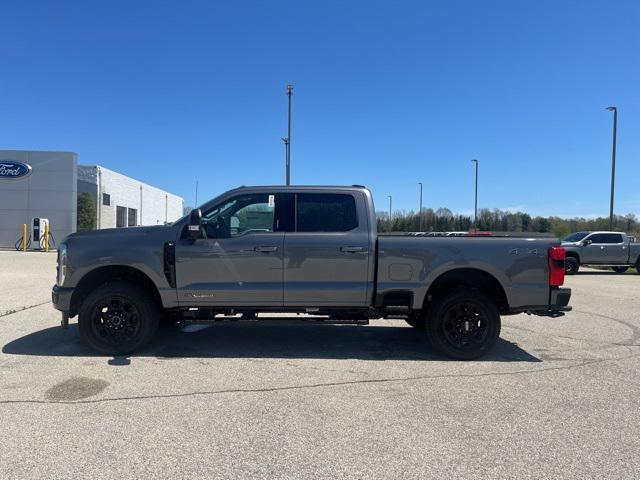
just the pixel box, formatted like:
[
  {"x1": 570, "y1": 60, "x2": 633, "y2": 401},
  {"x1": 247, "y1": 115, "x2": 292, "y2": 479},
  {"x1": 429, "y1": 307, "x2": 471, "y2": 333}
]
[
  {"x1": 283, "y1": 192, "x2": 372, "y2": 307},
  {"x1": 582, "y1": 233, "x2": 627, "y2": 264},
  {"x1": 174, "y1": 192, "x2": 289, "y2": 307}
]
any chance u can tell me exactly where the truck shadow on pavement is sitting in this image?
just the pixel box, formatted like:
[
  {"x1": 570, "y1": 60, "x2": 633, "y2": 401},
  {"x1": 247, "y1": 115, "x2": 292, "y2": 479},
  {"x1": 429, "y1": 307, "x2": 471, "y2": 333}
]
[{"x1": 3, "y1": 320, "x2": 541, "y2": 363}]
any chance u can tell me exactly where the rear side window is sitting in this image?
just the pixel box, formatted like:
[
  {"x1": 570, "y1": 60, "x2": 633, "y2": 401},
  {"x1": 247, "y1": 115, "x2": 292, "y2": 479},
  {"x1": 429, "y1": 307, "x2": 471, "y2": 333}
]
[
  {"x1": 296, "y1": 193, "x2": 358, "y2": 232},
  {"x1": 589, "y1": 233, "x2": 623, "y2": 244}
]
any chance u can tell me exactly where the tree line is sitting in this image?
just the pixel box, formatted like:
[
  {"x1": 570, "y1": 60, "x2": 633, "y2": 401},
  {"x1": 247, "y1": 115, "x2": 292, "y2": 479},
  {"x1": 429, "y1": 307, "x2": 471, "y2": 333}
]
[
  {"x1": 376, "y1": 208, "x2": 640, "y2": 238},
  {"x1": 77, "y1": 191, "x2": 639, "y2": 239}
]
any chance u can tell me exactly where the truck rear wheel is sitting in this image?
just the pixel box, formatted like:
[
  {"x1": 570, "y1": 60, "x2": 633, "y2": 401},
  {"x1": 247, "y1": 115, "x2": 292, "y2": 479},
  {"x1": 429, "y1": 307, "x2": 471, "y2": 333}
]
[
  {"x1": 565, "y1": 257, "x2": 579, "y2": 275},
  {"x1": 78, "y1": 281, "x2": 160, "y2": 355},
  {"x1": 426, "y1": 289, "x2": 501, "y2": 360}
]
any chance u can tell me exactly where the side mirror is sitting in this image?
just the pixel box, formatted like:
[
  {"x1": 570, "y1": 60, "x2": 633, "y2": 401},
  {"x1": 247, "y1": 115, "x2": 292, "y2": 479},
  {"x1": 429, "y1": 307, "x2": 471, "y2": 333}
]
[
  {"x1": 188, "y1": 208, "x2": 203, "y2": 240},
  {"x1": 582, "y1": 239, "x2": 592, "y2": 246}
]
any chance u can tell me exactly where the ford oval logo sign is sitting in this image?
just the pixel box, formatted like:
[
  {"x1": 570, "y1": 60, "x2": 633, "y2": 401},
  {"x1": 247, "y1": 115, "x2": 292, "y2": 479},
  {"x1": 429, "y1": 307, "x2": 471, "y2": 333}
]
[{"x1": 0, "y1": 161, "x2": 32, "y2": 180}]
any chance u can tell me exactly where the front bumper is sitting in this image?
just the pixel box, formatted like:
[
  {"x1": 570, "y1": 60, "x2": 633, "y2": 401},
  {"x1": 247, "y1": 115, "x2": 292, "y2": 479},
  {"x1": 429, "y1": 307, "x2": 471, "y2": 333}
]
[
  {"x1": 52, "y1": 284, "x2": 73, "y2": 313},
  {"x1": 52, "y1": 284, "x2": 73, "y2": 329}
]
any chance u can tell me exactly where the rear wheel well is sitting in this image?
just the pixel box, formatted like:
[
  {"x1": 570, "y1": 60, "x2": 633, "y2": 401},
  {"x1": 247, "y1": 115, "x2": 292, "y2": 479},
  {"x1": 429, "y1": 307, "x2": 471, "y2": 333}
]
[
  {"x1": 423, "y1": 269, "x2": 509, "y2": 315},
  {"x1": 70, "y1": 266, "x2": 162, "y2": 317},
  {"x1": 565, "y1": 251, "x2": 580, "y2": 263}
]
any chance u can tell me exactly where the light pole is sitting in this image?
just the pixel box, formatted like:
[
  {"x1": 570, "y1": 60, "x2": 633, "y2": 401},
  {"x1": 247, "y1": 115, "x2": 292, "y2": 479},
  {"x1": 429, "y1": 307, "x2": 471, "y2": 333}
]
[
  {"x1": 471, "y1": 159, "x2": 478, "y2": 227},
  {"x1": 284, "y1": 84, "x2": 293, "y2": 185},
  {"x1": 606, "y1": 106, "x2": 617, "y2": 230},
  {"x1": 418, "y1": 182, "x2": 423, "y2": 232},
  {"x1": 388, "y1": 195, "x2": 392, "y2": 224}
]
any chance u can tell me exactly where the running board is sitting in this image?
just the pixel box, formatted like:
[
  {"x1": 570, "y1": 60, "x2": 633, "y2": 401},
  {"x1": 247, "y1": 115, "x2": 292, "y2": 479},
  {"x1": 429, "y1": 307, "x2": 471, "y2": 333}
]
[{"x1": 178, "y1": 316, "x2": 370, "y2": 326}]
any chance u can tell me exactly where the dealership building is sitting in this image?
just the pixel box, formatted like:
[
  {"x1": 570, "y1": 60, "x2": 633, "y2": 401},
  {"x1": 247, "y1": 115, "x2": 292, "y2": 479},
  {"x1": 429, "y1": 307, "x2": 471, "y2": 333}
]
[{"x1": 0, "y1": 150, "x2": 184, "y2": 249}]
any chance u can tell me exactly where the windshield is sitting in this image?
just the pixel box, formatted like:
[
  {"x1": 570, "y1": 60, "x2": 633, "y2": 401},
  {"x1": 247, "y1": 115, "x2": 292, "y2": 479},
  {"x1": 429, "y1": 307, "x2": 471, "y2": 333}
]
[{"x1": 563, "y1": 231, "x2": 589, "y2": 242}]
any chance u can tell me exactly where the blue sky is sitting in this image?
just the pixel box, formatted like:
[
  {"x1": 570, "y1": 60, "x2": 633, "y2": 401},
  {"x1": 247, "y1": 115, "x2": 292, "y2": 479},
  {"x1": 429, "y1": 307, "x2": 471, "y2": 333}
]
[{"x1": 1, "y1": 0, "x2": 639, "y2": 217}]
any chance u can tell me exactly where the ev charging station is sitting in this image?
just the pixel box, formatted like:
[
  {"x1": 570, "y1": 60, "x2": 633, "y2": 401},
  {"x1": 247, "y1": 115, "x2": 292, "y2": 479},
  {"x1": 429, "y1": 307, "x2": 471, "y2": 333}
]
[
  {"x1": 32, "y1": 218, "x2": 50, "y2": 250},
  {"x1": 15, "y1": 217, "x2": 53, "y2": 251}
]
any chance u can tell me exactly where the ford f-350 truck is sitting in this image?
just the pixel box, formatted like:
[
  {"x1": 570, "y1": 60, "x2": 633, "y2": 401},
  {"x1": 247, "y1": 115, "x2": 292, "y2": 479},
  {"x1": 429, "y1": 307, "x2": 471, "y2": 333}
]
[{"x1": 52, "y1": 185, "x2": 571, "y2": 359}]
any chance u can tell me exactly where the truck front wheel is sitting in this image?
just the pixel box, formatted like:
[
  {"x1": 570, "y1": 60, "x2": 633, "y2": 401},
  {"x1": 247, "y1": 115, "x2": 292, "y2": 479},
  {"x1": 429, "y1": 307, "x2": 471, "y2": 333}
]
[
  {"x1": 78, "y1": 281, "x2": 160, "y2": 355},
  {"x1": 426, "y1": 289, "x2": 501, "y2": 360}
]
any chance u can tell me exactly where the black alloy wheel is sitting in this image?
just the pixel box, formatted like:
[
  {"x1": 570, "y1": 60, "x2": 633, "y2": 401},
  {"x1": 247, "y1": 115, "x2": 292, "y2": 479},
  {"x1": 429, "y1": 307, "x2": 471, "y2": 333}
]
[
  {"x1": 78, "y1": 281, "x2": 159, "y2": 355},
  {"x1": 427, "y1": 289, "x2": 501, "y2": 360},
  {"x1": 441, "y1": 301, "x2": 490, "y2": 351},
  {"x1": 90, "y1": 296, "x2": 142, "y2": 346},
  {"x1": 564, "y1": 257, "x2": 580, "y2": 275}
]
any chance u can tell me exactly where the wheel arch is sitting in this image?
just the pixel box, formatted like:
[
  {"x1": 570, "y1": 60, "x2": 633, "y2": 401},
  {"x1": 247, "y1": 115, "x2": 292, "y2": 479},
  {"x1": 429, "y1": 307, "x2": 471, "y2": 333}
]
[
  {"x1": 422, "y1": 268, "x2": 509, "y2": 315},
  {"x1": 565, "y1": 251, "x2": 580, "y2": 263},
  {"x1": 70, "y1": 265, "x2": 162, "y2": 317}
]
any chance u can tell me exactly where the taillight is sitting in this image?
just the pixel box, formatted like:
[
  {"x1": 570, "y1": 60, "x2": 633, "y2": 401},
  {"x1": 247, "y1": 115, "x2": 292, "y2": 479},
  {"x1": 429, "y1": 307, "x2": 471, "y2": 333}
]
[{"x1": 548, "y1": 246, "x2": 565, "y2": 287}]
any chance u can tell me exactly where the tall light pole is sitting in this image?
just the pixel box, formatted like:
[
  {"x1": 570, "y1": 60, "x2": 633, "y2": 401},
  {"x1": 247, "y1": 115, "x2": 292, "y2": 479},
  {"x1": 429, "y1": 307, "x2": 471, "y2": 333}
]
[
  {"x1": 606, "y1": 106, "x2": 617, "y2": 230},
  {"x1": 284, "y1": 84, "x2": 293, "y2": 185},
  {"x1": 418, "y1": 182, "x2": 423, "y2": 232},
  {"x1": 388, "y1": 195, "x2": 392, "y2": 224},
  {"x1": 471, "y1": 159, "x2": 479, "y2": 227}
]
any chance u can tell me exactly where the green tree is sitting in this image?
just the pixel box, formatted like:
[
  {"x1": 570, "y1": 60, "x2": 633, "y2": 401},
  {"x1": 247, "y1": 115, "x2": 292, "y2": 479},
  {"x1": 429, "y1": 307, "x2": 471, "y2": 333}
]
[{"x1": 77, "y1": 192, "x2": 96, "y2": 231}]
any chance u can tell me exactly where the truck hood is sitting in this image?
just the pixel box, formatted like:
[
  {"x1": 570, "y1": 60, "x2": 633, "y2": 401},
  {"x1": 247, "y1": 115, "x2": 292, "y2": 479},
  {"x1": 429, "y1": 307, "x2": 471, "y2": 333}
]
[
  {"x1": 63, "y1": 225, "x2": 177, "y2": 247},
  {"x1": 66, "y1": 225, "x2": 169, "y2": 240},
  {"x1": 561, "y1": 241, "x2": 581, "y2": 247}
]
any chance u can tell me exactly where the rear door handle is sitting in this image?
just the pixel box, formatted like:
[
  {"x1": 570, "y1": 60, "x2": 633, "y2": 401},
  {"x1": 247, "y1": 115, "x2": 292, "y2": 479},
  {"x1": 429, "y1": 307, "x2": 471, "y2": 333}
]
[
  {"x1": 254, "y1": 245, "x2": 278, "y2": 253},
  {"x1": 340, "y1": 246, "x2": 366, "y2": 253}
]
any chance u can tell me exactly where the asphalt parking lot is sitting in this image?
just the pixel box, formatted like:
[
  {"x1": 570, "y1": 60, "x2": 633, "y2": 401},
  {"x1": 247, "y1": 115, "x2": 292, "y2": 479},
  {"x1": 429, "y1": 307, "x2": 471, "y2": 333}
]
[{"x1": 1, "y1": 251, "x2": 639, "y2": 479}]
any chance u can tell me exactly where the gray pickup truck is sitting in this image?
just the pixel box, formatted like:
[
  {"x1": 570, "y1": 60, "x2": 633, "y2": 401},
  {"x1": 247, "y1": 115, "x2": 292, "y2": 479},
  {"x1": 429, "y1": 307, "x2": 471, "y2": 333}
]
[
  {"x1": 562, "y1": 231, "x2": 640, "y2": 274},
  {"x1": 52, "y1": 185, "x2": 571, "y2": 359}
]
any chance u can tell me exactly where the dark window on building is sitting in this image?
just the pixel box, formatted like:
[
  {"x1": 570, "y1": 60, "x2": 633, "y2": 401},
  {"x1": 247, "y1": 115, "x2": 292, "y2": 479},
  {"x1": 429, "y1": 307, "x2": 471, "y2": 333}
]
[
  {"x1": 588, "y1": 233, "x2": 624, "y2": 244},
  {"x1": 116, "y1": 206, "x2": 127, "y2": 228},
  {"x1": 296, "y1": 193, "x2": 358, "y2": 232},
  {"x1": 102, "y1": 193, "x2": 111, "y2": 206},
  {"x1": 128, "y1": 208, "x2": 137, "y2": 227}
]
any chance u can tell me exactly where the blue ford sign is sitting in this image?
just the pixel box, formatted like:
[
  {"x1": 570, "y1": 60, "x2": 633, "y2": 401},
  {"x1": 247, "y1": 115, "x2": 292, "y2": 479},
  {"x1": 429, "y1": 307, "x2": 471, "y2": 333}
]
[{"x1": 0, "y1": 161, "x2": 32, "y2": 179}]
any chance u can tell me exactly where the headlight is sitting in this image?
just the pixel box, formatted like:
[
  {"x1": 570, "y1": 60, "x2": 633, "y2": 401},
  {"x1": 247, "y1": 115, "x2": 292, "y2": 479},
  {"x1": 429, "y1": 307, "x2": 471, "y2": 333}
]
[{"x1": 57, "y1": 244, "x2": 67, "y2": 285}]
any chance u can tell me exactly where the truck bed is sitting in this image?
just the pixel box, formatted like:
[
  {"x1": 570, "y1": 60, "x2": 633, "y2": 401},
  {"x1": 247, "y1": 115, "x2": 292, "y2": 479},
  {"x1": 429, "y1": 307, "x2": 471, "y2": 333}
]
[{"x1": 376, "y1": 236, "x2": 559, "y2": 311}]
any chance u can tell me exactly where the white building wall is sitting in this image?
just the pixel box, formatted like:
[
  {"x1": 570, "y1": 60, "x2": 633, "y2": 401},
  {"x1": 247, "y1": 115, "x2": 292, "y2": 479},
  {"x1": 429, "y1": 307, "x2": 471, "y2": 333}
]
[
  {"x1": 78, "y1": 165, "x2": 183, "y2": 228},
  {"x1": 0, "y1": 150, "x2": 77, "y2": 248}
]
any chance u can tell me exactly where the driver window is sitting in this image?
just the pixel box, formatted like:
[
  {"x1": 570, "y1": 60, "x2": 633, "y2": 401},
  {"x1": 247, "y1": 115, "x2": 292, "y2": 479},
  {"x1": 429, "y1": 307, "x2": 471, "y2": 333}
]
[
  {"x1": 202, "y1": 194, "x2": 275, "y2": 238},
  {"x1": 588, "y1": 234, "x2": 614, "y2": 244}
]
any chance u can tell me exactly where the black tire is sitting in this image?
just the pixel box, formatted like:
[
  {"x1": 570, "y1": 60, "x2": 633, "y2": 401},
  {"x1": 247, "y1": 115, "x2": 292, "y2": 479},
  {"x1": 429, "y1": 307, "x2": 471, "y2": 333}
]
[
  {"x1": 78, "y1": 281, "x2": 160, "y2": 355},
  {"x1": 426, "y1": 289, "x2": 501, "y2": 360},
  {"x1": 612, "y1": 266, "x2": 629, "y2": 273},
  {"x1": 565, "y1": 257, "x2": 580, "y2": 275},
  {"x1": 405, "y1": 314, "x2": 426, "y2": 330}
]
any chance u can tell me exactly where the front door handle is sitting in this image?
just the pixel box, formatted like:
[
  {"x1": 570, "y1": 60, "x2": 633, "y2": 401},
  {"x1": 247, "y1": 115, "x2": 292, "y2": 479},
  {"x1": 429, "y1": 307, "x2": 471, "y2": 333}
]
[
  {"x1": 340, "y1": 246, "x2": 366, "y2": 253},
  {"x1": 254, "y1": 245, "x2": 278, "y2": 253}
]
